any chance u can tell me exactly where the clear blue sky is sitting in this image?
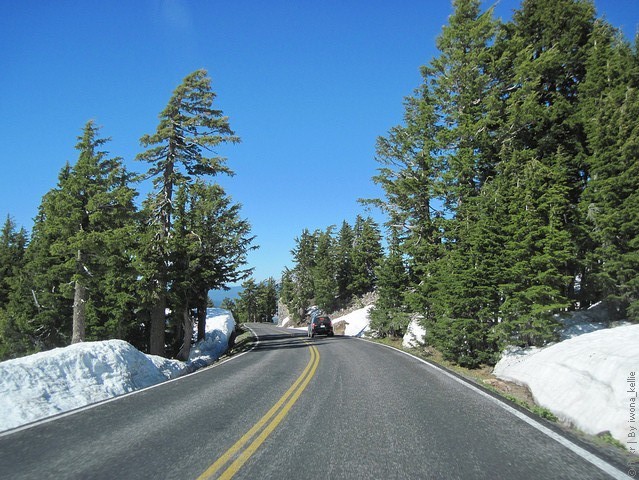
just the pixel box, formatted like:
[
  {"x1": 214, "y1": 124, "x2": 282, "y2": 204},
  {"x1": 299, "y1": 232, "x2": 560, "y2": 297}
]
[{"x1": 1, "y1": 0, "x2": 637, "y2": 282}]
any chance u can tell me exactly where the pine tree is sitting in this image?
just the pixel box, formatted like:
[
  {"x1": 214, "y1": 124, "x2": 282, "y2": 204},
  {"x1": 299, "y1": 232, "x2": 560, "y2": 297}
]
[
  {"x1": 189, "y1": 180, "x2": 254, "y2": 339},
  {"x1": 428, "y1": 185, "x2": 506, "y2": 365},
  {"x1": 10, "y1": 177, "x2": 74, "y2": 350},
  {"x1": 415, "y1": 0, "x2": 502, "y2": 365},
  {"x1": 0, "y1": 216, "x2": 27, "y2": 309},
  {"x1": 313, "y1": 227, "x2": 338, "y2": 312},
  {"x1": 432, "y1": 0, "x2": 498, "y2": 211},
  {"x1": 168, "y1": 181, "x2": 254, "y2": 358},
  {"x1": 287, "y1": 229, "x2": 318, "y2": 320},
  {"x1": 237, "y1": 278, "x2": 258, "y2": 323},
  {"x1": 493, "y1": 0, "x2": 596, "y2": 346},
  {"x1": 0, "y1": 216, "x2": 29, "y2": 359},
  {"x1": 579, "y1": 22, "x2": 639, "y2": 320},
  {"x1": 8, "y1": 122, "x2": 138, "y2": 350},
  {"x1": 234, "y1": 278, "x2": 277, "y2": 324},
  {"x1": 65, "y1": 121, "x2": 138, "y2": 343},
  {"x1": 350, "y1": 216, "x2": 383, "y2": 297},
  {"x1": 365, "y1": 70, "x2": 446, "y2": 317},
  {"x1": 136, "y1": 70, "x2": 239, "y2": 356},
  {"x1": 369, "y1": 232, "x2": 410, "y2": 338},
  {"x1": 258, "y1": 278, "x2": 278, "y2": 323},
  {"x1": 335, "y1": 221, "x2": 354, "y2": 307},
  {"x1": 279, "y1": 268, "x2": 296, "y2": 314}
]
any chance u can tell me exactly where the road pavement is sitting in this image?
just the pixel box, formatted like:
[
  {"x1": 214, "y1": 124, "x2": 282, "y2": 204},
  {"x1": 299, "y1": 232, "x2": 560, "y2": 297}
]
[{"x1": 0, "y1": 323, "x2": 630, "y2": 479}]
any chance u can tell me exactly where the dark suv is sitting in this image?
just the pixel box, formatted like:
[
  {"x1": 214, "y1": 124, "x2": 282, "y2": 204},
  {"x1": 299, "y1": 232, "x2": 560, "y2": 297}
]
[{"x1": 308, "y1": 315, "x2": 334, "y2": 338}]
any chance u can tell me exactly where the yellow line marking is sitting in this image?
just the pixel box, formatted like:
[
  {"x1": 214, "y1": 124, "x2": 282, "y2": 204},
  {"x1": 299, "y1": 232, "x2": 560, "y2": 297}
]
[{"x1": 197, "y1": 343, "x2": 320, "y2": 480}]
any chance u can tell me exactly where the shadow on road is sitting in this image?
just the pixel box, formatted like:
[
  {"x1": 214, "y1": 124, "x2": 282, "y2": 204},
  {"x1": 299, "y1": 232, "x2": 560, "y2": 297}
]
[{"x1": 247, "y1": 328, "x2": 350, "y2": 352}]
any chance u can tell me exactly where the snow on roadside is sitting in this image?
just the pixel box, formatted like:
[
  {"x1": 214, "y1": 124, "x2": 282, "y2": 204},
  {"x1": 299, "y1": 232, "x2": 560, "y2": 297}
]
[
  {"x1": 402, "y1": 317, "x2": 426, "y2": 348},
  {"x1": 187, "y1": 308, "x2": 235, "y2": 370},
  {"x1": 0, "y1": 308, "x2": 235, "y2": 433},
  {"x1": 494, "y1": 324, "x2": 639, "y2": 445},
  {"x1": 333, "y1": 305, "x2": 373, "y2": 337}
]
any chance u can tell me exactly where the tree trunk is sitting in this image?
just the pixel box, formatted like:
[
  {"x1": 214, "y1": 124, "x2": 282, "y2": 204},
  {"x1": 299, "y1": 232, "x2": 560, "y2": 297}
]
[
  {"x1": 71, "y1": 278, "x2": 87, "y2": 344},
  {"x1": 72, "y1": 249, "x2": 87, "y2": 344},
  {"x1": 149, "y1": 285, "x2": 167, "y2": 356},
  {"x1": 177, "y1": 306, "x2": 194, "y2": 361},
  {"x1": 197, "y1": 295, "x2": 207, "y2": 342}
]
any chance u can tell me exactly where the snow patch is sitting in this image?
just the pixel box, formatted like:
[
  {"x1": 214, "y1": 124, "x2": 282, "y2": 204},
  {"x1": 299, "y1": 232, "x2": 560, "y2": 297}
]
[
  {"x1": 188, "y1": 308, "x2": 235, "y2": 369},
  {"x1": 402, "y1": 316, "x2": 426, "y2": 348},
  {"x1": 0, "y1": 309, "x2": 235, "y2": 432},
  {"x1": 494, "y1": 324, "x2": 639, "y2": 445},
  {"x1": 332, "y1": 305, "x2": 372, "y2": 337}
]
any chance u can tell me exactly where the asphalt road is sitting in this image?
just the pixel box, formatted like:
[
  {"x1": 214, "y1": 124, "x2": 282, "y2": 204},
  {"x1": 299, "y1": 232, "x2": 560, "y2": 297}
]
[{"x1": 0, "y1": 323, "x2": 630, "y2": 479}]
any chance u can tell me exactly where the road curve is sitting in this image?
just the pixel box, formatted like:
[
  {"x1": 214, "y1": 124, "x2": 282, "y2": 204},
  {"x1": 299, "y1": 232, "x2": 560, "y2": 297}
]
[{"x1": 0, "y1": 323, "x2": 630, "y2": 479}]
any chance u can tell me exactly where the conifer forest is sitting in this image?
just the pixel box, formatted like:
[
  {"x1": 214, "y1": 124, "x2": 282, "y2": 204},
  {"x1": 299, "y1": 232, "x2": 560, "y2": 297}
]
[{"x1": 279, "y1": 0, "x2": 639, "y2": 367}]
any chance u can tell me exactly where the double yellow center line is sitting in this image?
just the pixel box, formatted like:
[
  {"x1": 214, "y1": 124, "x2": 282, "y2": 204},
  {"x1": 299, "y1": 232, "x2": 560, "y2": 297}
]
[{"x1": 197, "y1": 342, "x2": 320, "y2": 480}]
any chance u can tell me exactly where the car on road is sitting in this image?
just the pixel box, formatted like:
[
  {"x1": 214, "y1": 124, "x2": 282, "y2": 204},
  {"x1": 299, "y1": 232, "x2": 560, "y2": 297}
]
[{"x1": 308, "y1": 315, "x2": 334, "y2": 338}]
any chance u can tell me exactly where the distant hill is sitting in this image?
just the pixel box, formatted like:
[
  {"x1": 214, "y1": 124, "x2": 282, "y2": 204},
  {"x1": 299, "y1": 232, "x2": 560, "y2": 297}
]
[{"x1": 208, "y1": 285, "x2": 243, "y2": 306}]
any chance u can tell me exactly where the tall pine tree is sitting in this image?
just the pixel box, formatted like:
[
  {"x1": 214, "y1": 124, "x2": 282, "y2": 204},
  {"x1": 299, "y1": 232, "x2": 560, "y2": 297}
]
[
  {"x1": 579, "y1": 22, "x2": 639, "y2": 320},
  {"x1": 494, "y1": 0, "x2": 595, "y2": 346},
  {"x1": 0, "y1": 217, "x2": 29, "y2": 359},
  {"x1": 313, "y1": 227, "x2": 338, "y2": 312},
  {"x1": 136, "y1": 70, "x2": 240, "y2": 356},
  {"x1": 350, "y1": 216, "x2": 383, "y2": 297},
  {"x1": 369, "y1": 231, "x2": 410, "y2": 338}
]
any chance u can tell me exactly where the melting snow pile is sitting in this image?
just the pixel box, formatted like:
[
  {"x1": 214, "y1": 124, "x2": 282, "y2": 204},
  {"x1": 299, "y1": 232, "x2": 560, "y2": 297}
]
[
  {"x1": 187, "y1": 308, "x2": 235, "y2": 369},
  {"x1": 402, "y1": 317, "x2": 426, "y2": 348},
  {"x1": 494, "y1": 323, "x2": 639, "y2": 445},
  {"x1": 0, "y1": 308, "x2": 235, "y2": 432},
  {"x1": 332, "y1": 305, "x2": 373, "y2": 337}
]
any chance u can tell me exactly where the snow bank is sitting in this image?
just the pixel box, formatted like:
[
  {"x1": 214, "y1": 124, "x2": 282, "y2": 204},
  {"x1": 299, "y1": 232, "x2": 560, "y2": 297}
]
[
  {"x1": 0, "y1": 340, "x2": 168, "y2": 432},
  {"x1": 0, "y1": 309, "x2": 235, "y2": 432},
  {"x1": 402, "y1": 317, "x2": 426, "y2": 348},
  {"x1": 494, "y1": 324, "x2": 639, "y2": 445},
  {"x1": 187, "y1": 308, "x2": 235, "y2": 369},
  {"x1": 333, "y1": 305, "x2": 372, "y2": 337}
]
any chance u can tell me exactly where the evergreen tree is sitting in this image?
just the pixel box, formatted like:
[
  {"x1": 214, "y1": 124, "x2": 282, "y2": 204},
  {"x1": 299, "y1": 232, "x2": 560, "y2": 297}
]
[
  {"x1": 579, "y1": 22, "x2": 639, "y2": 320},
  {"x1": 136, "y1": 69, "x2": 240, "y2": 356},
  {"x1": 234, "y1": 278, "x2": 277, "y2": 324},
  {"x1": 9, "y1": 177, "x2": 74, "y2": 350},
  {"x1": 428, "y1": 186, "x2": 506, "y2": 366},
  {"x1": 369, "y1": 232, "x2": 410, "y2": 338},
  {"x1": 350, "y1": 216, "x2": 383, "y2": 297},
  {"x1": 365, "y1": 70, "x2": 445, "y2": 317},
  {"x1": 417, "y1": 0, "x2": 502, "y2": 365},
  {"x1": 493, "y1": 0, "x2": 596, "y2": 346},
  {"x1": 6, "y1": 122, "x2": 138, "y2": 350},
  {"x1": 313, "y1": 227, "x2": 338, "y2": 312},
  {"x1": 65, "y1": 121, "x2": 138, "y2": 343},
  {"x1": 432, "y1": 0, "x2": 498, "y2": 211},
  {"x1": 168, "y1": 181, "x2": 254, "y2": 358},
  {"x1": 0, "y1": 217, "x2": 27, "y2": 308},
  {"x1": 0, "y1": 217, "x2": 29, "y2": 359},
  {"x1": 279, "y1": 268, "x2": 296, "y2": 314},
  {"x1": 256, "y1": 278, "x2": 278, "y2": 323},
  {"x1": 288, "y1": 229, "x2": 318, "y2": 320},
  {"x1": 167, "y1": 185, "x2": 197, "y2": 358},
  {"x1": 335, "y1": 221, "x2": 354, "y2": 307},
  {"x1": 220, "y1": 297, "x2": 237, "y2": 319},
  {"x1": 190, "y1": 181, "x2": 254, "y2": 339},
  {"x1": 236, "y1": 278, "x2": 258, "y2": 323}
]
